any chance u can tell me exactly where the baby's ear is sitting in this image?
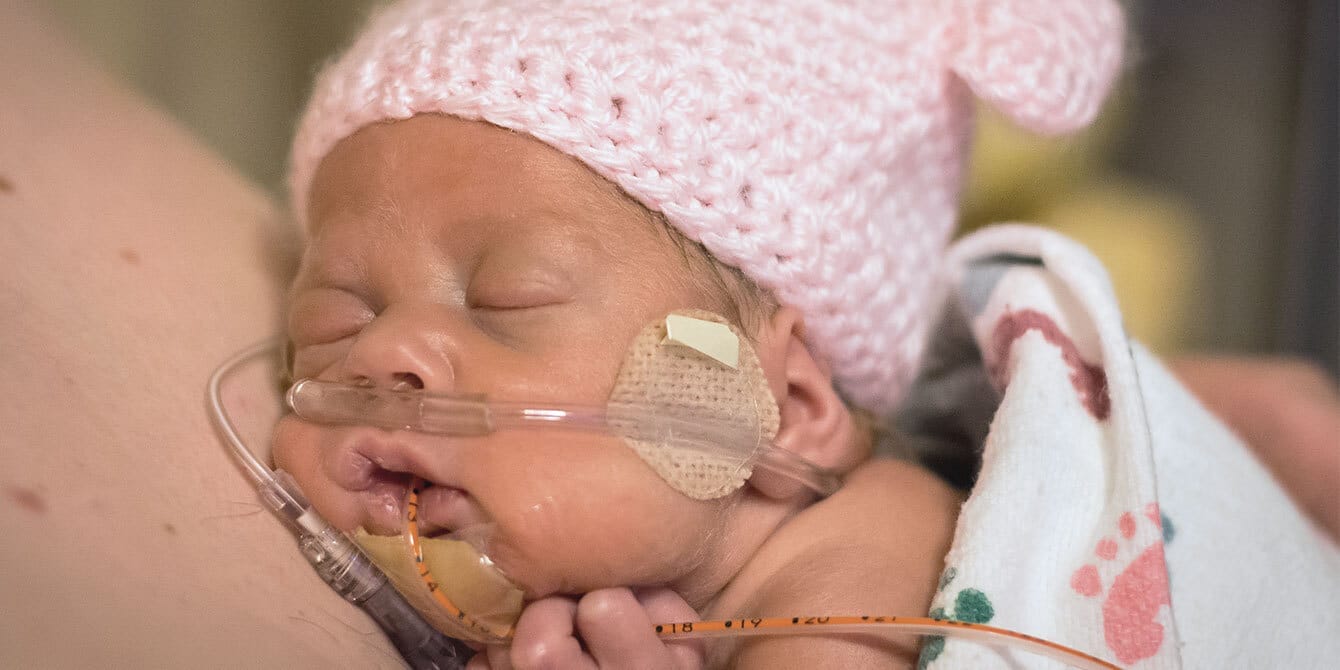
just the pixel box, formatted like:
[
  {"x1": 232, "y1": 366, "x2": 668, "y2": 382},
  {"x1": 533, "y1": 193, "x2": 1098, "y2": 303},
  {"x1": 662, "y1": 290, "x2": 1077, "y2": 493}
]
[
  {"x1": 749, "y1": 307, "x2": 869, "y2": 500},
  {"x1": 950, "y1": 0, "x2": 1125, "y2": 135}
]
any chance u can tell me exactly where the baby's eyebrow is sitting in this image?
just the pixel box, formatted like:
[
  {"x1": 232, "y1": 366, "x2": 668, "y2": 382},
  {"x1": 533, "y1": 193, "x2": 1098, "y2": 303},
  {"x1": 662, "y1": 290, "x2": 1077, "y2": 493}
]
[
  {"x1": 540, "y1": 222, "x2": 605, "y2": 256},
  {"x1": 472, "y1": 207, "x2": 608, "y2": 260}
]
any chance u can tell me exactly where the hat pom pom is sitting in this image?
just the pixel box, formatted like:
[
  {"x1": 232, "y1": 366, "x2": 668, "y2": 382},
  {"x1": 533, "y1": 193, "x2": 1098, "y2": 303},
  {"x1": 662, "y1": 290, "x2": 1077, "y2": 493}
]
[{"x1": 950, "y1": 0, "x2": 1125, "y2": 135}]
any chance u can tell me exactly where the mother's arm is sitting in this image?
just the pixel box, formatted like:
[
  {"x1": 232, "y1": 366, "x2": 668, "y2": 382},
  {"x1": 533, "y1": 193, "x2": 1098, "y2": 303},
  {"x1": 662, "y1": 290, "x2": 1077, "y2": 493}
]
[
  {"x1": 0, "y1": 4, "x2": 401, "y2": 666},
  {"x1": 1170, "y1": 356, "x2": 1340, "y2": 542}
]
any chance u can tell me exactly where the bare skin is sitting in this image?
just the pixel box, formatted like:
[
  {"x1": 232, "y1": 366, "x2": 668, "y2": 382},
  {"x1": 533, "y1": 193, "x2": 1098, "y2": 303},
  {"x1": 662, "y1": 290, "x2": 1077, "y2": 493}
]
[{"x1": 0, "y1": 4, "x2": 404, "y2": 667}]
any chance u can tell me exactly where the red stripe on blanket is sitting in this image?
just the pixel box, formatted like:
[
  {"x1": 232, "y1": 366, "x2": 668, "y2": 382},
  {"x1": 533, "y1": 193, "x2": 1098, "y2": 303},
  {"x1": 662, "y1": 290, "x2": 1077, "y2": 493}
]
[{"x1": 990, "y1": 309, "x2": 1111, "y2": 420}]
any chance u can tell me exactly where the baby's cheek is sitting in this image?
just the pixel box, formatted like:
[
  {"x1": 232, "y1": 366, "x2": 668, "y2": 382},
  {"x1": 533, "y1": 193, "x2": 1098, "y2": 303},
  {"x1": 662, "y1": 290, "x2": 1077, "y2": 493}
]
[
  {"x1": 270, "y1": 416, "x2": 317, "y2": 477},
  {"x1": 271, "y1": 417, "x2": 362, "y2": 531},
  {"x1": 485, "y1": 461, "x2": 715, "y2": 596},
  {"x1": 474, "y1": 473, "x2": 586, "y2": 593}
]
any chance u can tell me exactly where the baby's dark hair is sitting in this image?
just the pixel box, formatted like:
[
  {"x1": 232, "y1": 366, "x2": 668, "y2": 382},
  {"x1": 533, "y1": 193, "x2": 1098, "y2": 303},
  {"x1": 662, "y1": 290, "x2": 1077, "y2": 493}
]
[
  {"x1": 628, "y1": 191, "x2": 891, "y2": 460},
  {"x1": 652, "y1": 211, "x2": 779, "y2": 336},
  {"x1": 571, "y1": 153, "x2": 779, "y2": 336}
]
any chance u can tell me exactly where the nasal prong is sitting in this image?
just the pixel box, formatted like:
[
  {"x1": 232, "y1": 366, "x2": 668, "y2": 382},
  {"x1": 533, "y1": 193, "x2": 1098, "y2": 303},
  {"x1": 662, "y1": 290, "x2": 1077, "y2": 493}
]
[{"x1": 286, "y1": 378, "x2": 493, "y2": 436}]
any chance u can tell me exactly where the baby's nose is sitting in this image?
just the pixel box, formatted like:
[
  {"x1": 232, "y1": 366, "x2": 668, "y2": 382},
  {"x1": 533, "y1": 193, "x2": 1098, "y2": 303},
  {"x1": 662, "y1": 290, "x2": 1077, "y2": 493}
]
[{"x1": 340, "y1": 308, "x2": 456, "y2": 392}]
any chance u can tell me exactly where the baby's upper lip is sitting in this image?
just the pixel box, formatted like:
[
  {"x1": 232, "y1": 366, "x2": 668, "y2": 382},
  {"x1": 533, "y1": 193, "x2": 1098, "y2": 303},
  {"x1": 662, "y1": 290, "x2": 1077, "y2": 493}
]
[
  {"x1": 321, "y1": 428, "x2": 480, "y2": 535},
  {"x1": 325, "y1": 427, "x2": 465, "y2": 492}
]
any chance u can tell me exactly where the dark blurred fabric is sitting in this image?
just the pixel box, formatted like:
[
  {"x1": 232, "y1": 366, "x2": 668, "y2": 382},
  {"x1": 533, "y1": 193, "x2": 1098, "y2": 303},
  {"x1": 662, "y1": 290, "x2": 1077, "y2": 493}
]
[{"x1": 1278, "y1": 0, "x2": 1338, "y2": 377}]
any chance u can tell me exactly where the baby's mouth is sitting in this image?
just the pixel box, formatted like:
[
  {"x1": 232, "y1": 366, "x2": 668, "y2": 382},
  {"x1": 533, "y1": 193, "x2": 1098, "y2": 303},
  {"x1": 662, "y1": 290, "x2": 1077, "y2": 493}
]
[
  {"x1": 332, "y1": 431, "x2": 476, "y2": 536},
  {"x1": 412, "y1": 482, "x2": 473, "y2": 536},
  {"x1": 357, "y1": 475, "x2": 473, "y2": 537}
]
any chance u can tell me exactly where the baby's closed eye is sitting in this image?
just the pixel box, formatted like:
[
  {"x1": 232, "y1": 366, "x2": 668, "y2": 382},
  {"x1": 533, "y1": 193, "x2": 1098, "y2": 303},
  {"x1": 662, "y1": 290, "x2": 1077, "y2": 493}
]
[
  {"x1": 466, "y1": 245, "x2": 579, "y2": 313},
  {"x1": 466, "y1": 278, "x2": 577, "y2": 350},
  {"x1": 465, "y1": 230, "x2": 583, "y2": 313},
  {"x1": 288, "y1": 287, "x2": 376, "y2": 346},
  {"x1": 287, "y1": 288, "x2": 376, "y2": 378},
  {"x1": 467, "y1": 277, "x2": 572, "y2": 311}
]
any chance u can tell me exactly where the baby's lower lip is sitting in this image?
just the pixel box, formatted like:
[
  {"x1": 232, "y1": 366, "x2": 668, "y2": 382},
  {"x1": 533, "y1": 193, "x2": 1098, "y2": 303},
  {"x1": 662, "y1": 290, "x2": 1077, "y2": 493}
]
[{"x1": 361, "y1": 478, "x2": 410, "y2": 535}]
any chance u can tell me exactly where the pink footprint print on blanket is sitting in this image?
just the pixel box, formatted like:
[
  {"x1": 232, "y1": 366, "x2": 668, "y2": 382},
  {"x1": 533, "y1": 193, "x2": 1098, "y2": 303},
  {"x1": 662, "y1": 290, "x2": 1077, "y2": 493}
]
[{"x1": 1070, "y1": 504, "x2": 1172, "y2": 665}]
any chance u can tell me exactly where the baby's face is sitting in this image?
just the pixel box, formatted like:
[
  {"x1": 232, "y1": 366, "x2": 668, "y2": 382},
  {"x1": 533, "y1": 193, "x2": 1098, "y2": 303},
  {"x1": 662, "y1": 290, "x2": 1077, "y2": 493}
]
[{"x1": 273, "y1": 115, "x2": 746, "y2": 599}]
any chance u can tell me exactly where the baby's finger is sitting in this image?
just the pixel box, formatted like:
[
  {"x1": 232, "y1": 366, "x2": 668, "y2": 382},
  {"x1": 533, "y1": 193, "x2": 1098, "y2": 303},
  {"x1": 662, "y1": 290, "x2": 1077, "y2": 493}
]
[
  {"x1": 479, "y1": 644, "x2": 511, "y2": 670},
  {"x1": 465, "y1": 647, "x2": 493, "y2": 670},
  {"x1": 635, "y1": 587, "x2": 707, "y2": 669},
  {"x1": 509, "y1": 596, "x2": 595, "y2": 670},
  {"x1": 577, "y1": 588, "x2": 699, "y2": 669}
]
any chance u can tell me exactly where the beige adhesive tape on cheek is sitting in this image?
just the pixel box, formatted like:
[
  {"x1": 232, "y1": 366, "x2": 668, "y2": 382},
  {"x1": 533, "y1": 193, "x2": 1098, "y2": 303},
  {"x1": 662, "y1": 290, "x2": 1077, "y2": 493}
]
[{"x1": 608, "y1": 309, "x2": 780, "y2": 500}]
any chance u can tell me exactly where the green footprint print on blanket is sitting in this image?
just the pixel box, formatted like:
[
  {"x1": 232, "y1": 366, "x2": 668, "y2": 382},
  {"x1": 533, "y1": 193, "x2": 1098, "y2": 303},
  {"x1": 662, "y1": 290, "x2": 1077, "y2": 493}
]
[{"x1": 918, "y1": 567, "x2": 996, "y2": 669}]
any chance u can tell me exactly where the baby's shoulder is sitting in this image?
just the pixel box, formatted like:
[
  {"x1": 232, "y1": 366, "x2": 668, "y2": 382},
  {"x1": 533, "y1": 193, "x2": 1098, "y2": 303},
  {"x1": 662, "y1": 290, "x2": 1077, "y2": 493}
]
[
  {"x1": 774, "y1": 458, "x2": 962, "y2": 587},
  {"x1": 708, "y1": 460, "x2": 962, "y2": 667},
  {"x1": 824, "y1": 457, "x2": 966, "y2": 521}
]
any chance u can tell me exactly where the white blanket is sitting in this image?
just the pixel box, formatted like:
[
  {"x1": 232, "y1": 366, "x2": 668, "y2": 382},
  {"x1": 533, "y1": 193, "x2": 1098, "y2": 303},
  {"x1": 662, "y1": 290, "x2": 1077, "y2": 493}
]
[{"x1": 899, "y1": 225, "x2": 1340, "y2": 669}]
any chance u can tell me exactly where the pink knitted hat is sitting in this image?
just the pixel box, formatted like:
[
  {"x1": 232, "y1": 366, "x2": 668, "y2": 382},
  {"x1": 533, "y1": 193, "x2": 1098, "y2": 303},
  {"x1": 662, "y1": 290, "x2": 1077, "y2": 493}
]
[{"x1": 289, "y1": 0, "x2": 1124, "y2": 414}]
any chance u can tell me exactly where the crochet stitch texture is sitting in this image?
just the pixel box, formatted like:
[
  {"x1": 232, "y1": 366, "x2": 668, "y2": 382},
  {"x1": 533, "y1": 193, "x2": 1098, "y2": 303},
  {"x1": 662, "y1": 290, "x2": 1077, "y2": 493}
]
[{"x1": 290, "y1": 0, "x2": 1124, "y2": 414}]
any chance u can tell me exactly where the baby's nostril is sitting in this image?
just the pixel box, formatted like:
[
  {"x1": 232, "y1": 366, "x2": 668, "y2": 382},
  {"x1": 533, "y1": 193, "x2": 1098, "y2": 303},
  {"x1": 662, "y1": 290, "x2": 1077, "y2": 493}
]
[{"x1": 392, "y1": 372, "x2": 425, "y2": 390}]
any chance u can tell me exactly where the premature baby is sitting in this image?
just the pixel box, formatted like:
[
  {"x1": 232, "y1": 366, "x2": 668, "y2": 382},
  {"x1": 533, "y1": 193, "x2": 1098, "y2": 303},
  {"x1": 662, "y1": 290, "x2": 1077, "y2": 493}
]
[{"x1": 270, "y1": 0, "x2": 1124, "y2": 667}]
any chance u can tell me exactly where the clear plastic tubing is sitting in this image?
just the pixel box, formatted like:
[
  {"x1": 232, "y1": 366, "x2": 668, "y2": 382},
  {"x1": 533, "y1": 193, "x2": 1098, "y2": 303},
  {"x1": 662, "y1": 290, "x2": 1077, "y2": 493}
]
[
  {"x1": 286, "y1": 378, "x2": 841, "y2": 497},
  {"x1": 207, "y1": 342, "x2": 474, "y2": 669}
]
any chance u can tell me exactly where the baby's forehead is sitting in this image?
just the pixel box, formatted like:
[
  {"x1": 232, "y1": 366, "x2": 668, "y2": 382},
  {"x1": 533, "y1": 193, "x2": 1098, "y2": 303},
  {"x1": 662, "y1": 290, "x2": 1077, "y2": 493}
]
[{"x1": 310, "y1": 116, "x2": 656, "y2": 232}]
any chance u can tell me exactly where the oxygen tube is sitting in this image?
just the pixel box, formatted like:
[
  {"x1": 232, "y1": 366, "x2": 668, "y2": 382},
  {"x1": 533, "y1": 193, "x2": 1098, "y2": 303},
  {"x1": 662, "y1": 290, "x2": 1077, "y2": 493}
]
[
  {"x1": 208, "y1": 340, "x2": 474, "y2": 669},
  {"x1": 210, "y1": 340, "x2": 1122, "y2": 669}
]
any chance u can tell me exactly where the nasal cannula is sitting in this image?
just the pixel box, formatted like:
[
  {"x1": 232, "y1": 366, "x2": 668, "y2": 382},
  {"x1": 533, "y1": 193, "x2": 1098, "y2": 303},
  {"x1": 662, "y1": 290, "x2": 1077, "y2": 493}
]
[
  {"x1": 209, "y1": 340, "x2": 1122, "y2": 670},
  {"x1": 285, "y1": 377, "x2": 842, "y2": 497},
  {"x1": 209, "y1": 341, "x2": 475, "y2": 668}
]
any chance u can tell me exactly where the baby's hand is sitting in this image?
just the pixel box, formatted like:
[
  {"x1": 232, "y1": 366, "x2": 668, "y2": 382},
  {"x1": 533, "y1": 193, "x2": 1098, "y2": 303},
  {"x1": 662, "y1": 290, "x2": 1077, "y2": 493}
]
[{"x1": 467, "y1": 587, "x2": 705, "y2": 670}]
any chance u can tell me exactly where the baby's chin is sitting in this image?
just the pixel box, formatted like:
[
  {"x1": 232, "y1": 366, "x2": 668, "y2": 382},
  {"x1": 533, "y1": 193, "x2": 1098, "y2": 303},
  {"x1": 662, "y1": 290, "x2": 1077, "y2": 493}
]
[{"x1": 487, "y1": 532, "x2": 697, "y2": 603}]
